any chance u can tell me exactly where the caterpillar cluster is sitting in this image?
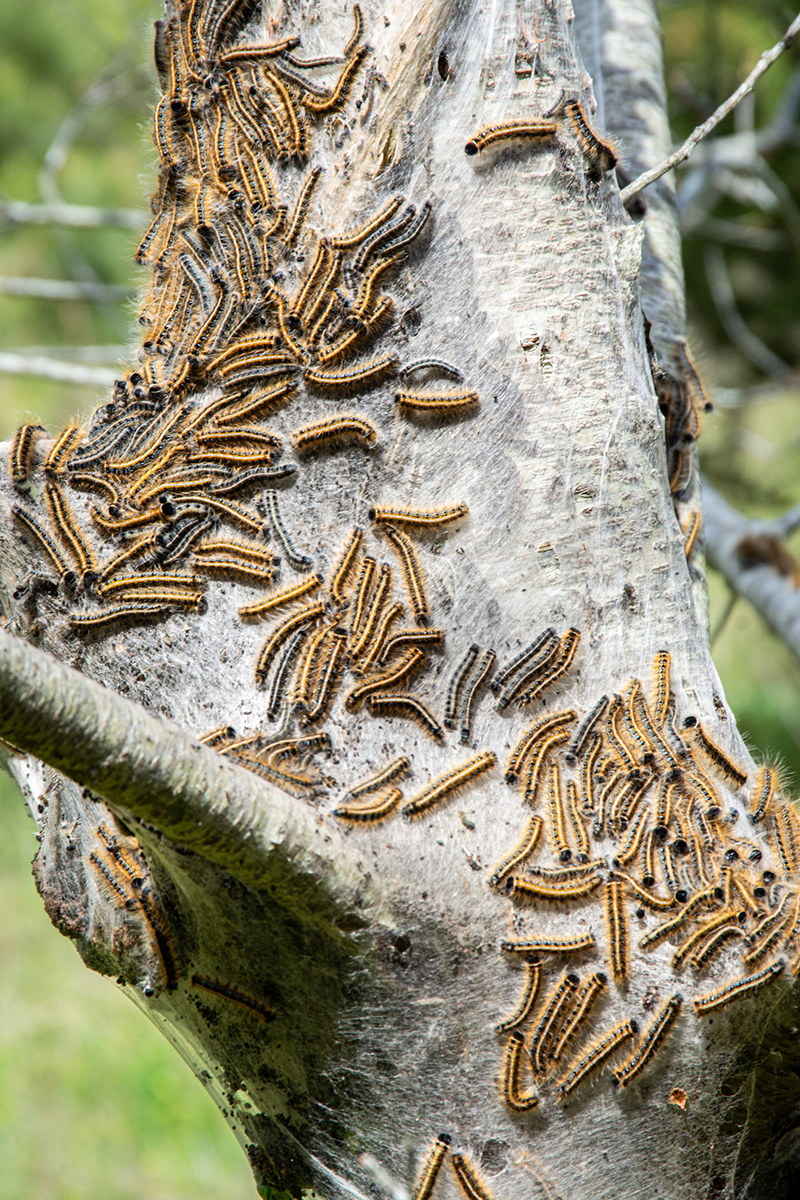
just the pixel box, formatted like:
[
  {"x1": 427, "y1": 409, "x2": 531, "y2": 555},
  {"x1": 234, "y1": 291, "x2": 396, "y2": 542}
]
[
  {"x1": 645, "y1": 323, "x2": 712, "y2": 563},
  {"x1": 7, "y1": 1, "x2": 476, "y2": 667},
  {"x1": 7, "y1": 5, "x2": 792, "y2": 1195},
  {"x1": 86, "y1": 823, "x2": 179, "y2": 994},
  {"x1": 464, "y1": 95, "x2": 616, "y2": 173}
]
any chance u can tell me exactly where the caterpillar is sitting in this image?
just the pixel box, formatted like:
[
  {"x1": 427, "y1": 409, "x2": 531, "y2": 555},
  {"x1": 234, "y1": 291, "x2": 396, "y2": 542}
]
[
  {"x1": 465, "y1": 121, "x2": 558, "y2": 156},
  {"x1": 612, "y1": 994, "x2": 682, "y2": 1088},
  {"x1": 502, "y1": 1029, "x2": 539, "y2": 1111},
  {"x1": 495, "y1": 960, "x2": 542, "y2": 1033},
  {"x1": 402, "y1": 751, "x2": 496, "y2": 817}
]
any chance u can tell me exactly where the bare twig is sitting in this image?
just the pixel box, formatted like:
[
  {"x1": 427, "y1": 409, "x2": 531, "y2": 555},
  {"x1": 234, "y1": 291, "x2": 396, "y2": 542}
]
[
  {"x1": 0, "y1": 351, "x2": 118, "y2": 386},
  {"x1": 620, "y1": 13, "x2": 800, "y2": 204},
  {"x1": 710, "y1": 587, "x2": 739, "y2": 646},
  {"x1": 703, "y1": 244, "x2": 791, "y2": 378},
  {"x1": 0, "y1": 277, "x2": 132, "y2": 301},
  {"x1": 690, "y1": 216, "x2": 785, "y2": 251},
  {"x1": 0, "y1": 200, "x2": 145, "y2": 230},
  {"x1": 713, "y1": 373, "x2": 800, "y2": 408},
  {"x1": 772, "y1": 500, "x2": 800, "y2": 540}
]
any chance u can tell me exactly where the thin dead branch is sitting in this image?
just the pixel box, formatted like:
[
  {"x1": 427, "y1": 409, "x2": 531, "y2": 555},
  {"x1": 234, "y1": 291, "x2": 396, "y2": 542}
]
[{"x1": 620, "y1": 13, "x2": 800, "y2": 204}]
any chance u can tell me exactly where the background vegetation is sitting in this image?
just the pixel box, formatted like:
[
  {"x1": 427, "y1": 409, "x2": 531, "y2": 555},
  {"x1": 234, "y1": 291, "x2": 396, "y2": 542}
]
[{"x1": 0, "y1": 0, "x2": 797, "y2": 1195}]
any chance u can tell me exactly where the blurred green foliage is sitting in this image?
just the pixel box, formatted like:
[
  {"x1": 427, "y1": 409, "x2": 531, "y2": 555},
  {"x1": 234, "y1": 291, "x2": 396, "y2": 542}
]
[
  {"x1": 661, "y1": 0, "x2": 800, "y2": 781},
  {"x1": 0, "y1": 0, "x2": 799, "y2": 1196},
  {"x1": 0, "y1": 776, "x2": 255, "y2": 1199}
]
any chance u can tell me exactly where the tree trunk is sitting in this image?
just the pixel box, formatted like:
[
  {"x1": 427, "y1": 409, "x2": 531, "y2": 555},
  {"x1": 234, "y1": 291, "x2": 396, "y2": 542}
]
[{"x1": 2, "y1": 2, "x2": 799, "y2": 1198}]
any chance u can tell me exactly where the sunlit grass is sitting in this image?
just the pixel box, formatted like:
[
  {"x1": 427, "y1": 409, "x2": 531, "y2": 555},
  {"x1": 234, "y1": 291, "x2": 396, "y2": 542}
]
[{"x1": 0, "y1": 776, "x2": 256, "y2": 1200}]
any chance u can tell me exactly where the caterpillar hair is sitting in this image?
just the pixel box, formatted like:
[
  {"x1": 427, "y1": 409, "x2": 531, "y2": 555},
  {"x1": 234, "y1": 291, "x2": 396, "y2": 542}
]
[
  {"x1": 459, "y1": 648, "x2": 496, "y2": 743},
  {"x1": 381, "y1": 523, "x2": 430, "y2": 625},
  {"x1": 344, "y1": 647, "x2": 425, "y2": 711},
  {"x1": 581, "y1": 732, "x2": 601, "y2": 813},
  {"x1": 529, "y1": 971, "x2": 580, "y2": 1076},
  {"x1": 682, "y1": 510, "x2": 701, "y2": 559},
  {"x1": 69, "y1": 603, "x2": 172, "y2": 632},
  {"x1": 410, "y1": 1133, "x2": 451, "y2": 1200},
  {"x1": 266, "y1": 628, "x2": 308, "y2": 722},
  {"x1": 506, "y1": 710, "x2": 578, "y2": 783},
  {"x1": 366, "y1": 692, "x2": 444, "y2": 739},
  {"x1": 502, "y1": 1029, "x2": 539, "y2": 1111},
  {"x1": 291, "y1": 414, "x2": 379, "y2": 454},
  {"x1": 551, "y1": 972, "x2": 607, "y2": 1063},
  {"x1": 191, "y1": 975, "x2": 275, "y2": 1020},
  {"x1": 492, "y1": 627, "x2": 557, "y2": 695},
  {"x1": 10, "y1": 423, "x2": 46, "y2": 487},
  {"x1": 566, "y1": 779, "x2": 590, "y2": 861},
  {"x1": 348, "y1": 563, "x2": 392, "y2": 658},
  {"x1": 450, "y1": 1152, "x2": 494, "y2": 1200},
  {"x1": 605, "y1": 879, "x2": 628, "y2": 979},
  {"x1": 465, "y1": 121, "x2": 558, "y2": 155},
  {"x1": 488, "y1": 815, "x2": 543, "y2": 888},
  {"x1": 342, "y1": 756, "x2": 411, "y2": 803},
  {"x1": 43, "y1": 424, "x2": 82, "y2": 475},
  {"x1": 328, "y1": 526, "x2": 363, "y2": 606},
  {"x1": 565, "y1": 696, "x2": 609, "y2": 765},
  {"x1": 12, "y1": 505, "x2": 71, "y2": 576},
  {"x1": 331, "y1": 194, "x2": 403, "y2": 250},
  {"x1": 608, "y1": 869, "x2": 676, "y2": 910},
  {"x1": 265, "y1": 489, "x2": 313, "y2": 570},
  {"x1": 255, "y1": 601, "x2": 325, "y2": 683},
  {"x1": 369, "y1": 503, "x2": 468, "y2": 528},
  {"x1": 376, "y1": 627, "x2": 443, "y2": 665},
  {"x1": 239, "y1": 574, "x2": 322, "y2": 619},
  {"x1": 347, "y1": 556, "x2": 376, "y2": 644},
  {"x1": 524, "y1": 728, "x2": 570, "y2": 807},
  {"x1": 558, "y1": 1020, "x2": 637, "y2": 1099},
  {"x1": 45, "y1": 482, "x2": 96, "y2": 574},
  {"x1": 501, "y1": 934, "x2": 595, "y2": 955},
  {"x1": 444, "y1": 644, "x2": 479, "y2": 729},
  {"x1": 303, "y1": 629, "x2": 348, "y2": 724},
  {"x1": 282, "y1": 165, "x2": 323, "y2": 244},
  {"x1": 495, "y1": 633, "x2": 560, "y2": 712},
  {"x1": 304, "y1": 353, "x2": 399, "y2": 391},
  {"x1": 495, "y1": 961, "x2": 542, "y2": 1034},
  {"x1": 301, "y1": 44, "x2": 369, "y2": 114},
  {"x1": 333, "y1": 786, "x2": 403, "y2": 823},
  {"x1": 402, "y1": 751, "x2": 496, "y2": 817},
  {"x1": 546, "y1": 761, "x2": 571, "y2": 862},
  {"x1": 750, "y1": 765, "x2": 775, "y2": 823},
  {"x1": 694, "y1": 960, "x2": 785, "y2": 1016},
  {"x1": 613, "y1": 994, "x2": 682, "y2": 1088},
  {"x1": 197, "y1": 726, "x2": 237, "y2": 748},
  {"x1": 509, "y1": 873, "x2": 602, "y2": 903},
  {"x1": 400, "y1": 359, "x2": 464, "y2": 383},
  {"x1": 692, "y1": 722, "x2": 748, "y2": 788},
  {"x1": 561, "y1": 99, "x2": 617, "y2": 171}
]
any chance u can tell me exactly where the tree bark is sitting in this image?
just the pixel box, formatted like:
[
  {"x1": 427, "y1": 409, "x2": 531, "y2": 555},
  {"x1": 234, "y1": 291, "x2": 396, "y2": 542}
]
[{"x1": 2, "y1": 2, "x2": 799, "y2": 1198}]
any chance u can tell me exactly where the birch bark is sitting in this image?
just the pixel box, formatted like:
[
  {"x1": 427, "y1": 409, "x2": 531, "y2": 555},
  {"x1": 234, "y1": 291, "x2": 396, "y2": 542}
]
[{"x1": 1, "y1": 3, "x2": 797, "y2": 1199}]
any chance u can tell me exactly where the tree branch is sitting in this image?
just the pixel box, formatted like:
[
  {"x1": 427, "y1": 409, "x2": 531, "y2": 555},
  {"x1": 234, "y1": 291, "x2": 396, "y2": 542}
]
[
  {"x1": 0, "y1": 277, "x2": 132, "y2": 301},
  {"x1": 0, "y1": 628, "x2": 383, "y2": 914},
  {"x1": 620, "y1": 12, "x2": 800, "y2": 205},
  {"x1": 0, "y1": 351, "x2": 117, "y2": 386},
  {"x1": 703, "y1": 479, "x2": 800, "y2": 661},
  {"x1": 703, "y1": 243, "x2": 791, "y2": 378},
  {"x1": 0, "y1": 200, "x2": 145, "y2": 229}
]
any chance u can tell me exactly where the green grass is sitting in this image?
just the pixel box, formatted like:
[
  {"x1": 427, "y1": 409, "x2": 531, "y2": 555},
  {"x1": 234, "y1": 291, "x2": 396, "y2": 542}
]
[{"x1": 0, "y1": 775, "x2": 256, "y2": 1200}]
